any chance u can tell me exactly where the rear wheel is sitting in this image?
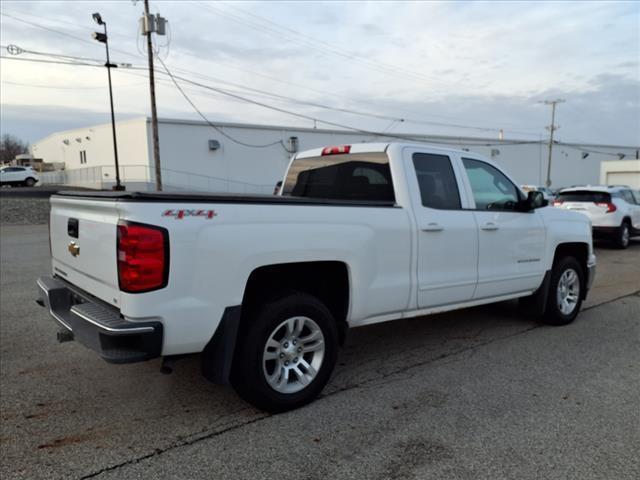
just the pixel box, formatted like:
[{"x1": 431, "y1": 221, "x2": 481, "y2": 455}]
[
  {"x1": 231, "y1": 292, "x2": 338, "y2": 412},
  {"x1": 23, "y1": 177, "x2": 36, "y2": 187},
  {"x1": 540, "y1": 256, "x2": 584, "y2": 326},
  {"x1": 614, "y1": 221, "x2": 630, "y2": 249}
]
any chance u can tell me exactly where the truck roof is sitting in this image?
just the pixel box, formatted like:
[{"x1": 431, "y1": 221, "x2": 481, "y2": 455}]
[{"x1": 295, "y1": 142, "x2": 481, "y2": 159}]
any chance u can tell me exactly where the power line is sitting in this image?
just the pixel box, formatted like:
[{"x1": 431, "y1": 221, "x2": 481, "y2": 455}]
[
  {"x1": 0, "y1": 51, "x2": 541, "y2": 147},
  {"x1": 202, "y1": 1, "x2": 454, "y2": 87},
  {"x1": 157, "y1": 57, "x2": 541, "y2": 147},
  {"x1": 156, "y1": 56, "x2": 287, "y2": 149},
  {"x1": 0, "y1": 11, "x2": 96, "y2": 46},
  {"x1": 0, "y1": 55, "x2": 103, "y2": 67},
  {"x1": 152, "y1": 62, "x2": 528, "y2": 135},
  {"x1": 162, "y1": 52, "x2": 541, "y2": 133},
  {"x1": 1, "y1": 43, "x2": 115, "y2": 64},
  {"x1": 3, "y1": 43, "x2": 543, "y2": 137},
  {"x1": 0, "y1": 9, "x2": 546, "y2": 134},
  {"x1": 0, "y1": 11, "x2": 139, "y2": 60},
  {"x1": 1, "y1": 9, "x2": 544, "y2": 135},
  {"x1": 1, "y1": 44, "x2": 551, "y2": 147},
  {"x1": 1, "y1": 79, "x2": 144, "y2": 90}
]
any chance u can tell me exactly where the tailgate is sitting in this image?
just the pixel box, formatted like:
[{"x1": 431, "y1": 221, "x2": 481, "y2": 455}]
[{"x1": 50, "y1": 196, "x2": 121, "y2": 307}]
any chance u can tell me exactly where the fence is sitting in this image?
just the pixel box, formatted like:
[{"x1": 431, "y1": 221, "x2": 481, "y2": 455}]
[{"x1": 39, "y1": 165, "x2": 273, "y2": 194}]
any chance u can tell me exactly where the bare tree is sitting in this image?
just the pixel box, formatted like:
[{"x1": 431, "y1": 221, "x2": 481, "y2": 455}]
[{"x1": 0, "y1": 134, "x2": 29, "y2": 164}]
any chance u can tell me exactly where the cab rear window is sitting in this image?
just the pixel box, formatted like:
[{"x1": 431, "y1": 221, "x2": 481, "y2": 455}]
[
  {"x1": 557, "y1": 191, "x2": 611, "y2": 203},
  {"x1": 282, "y1": 152, "x2": 395, "y2": 202}
]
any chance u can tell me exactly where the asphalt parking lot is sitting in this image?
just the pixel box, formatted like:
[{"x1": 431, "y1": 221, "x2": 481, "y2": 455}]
[{"x1": 1, "y1": 223, "x2": 639, "y2": 480}]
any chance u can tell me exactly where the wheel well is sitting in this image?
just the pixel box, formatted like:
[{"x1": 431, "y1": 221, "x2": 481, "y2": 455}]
[
  {"x1": 242, "y1": 261, "x2": 350, "y2": 343},
  {"x1": 622, "y1": 217, "x2": 631, "y2": 226},
  {"x1": 554, "y1": 242, "x2": 588, "y2": 274}
]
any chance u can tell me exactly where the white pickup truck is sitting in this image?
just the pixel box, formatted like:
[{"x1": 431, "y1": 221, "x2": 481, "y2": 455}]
[{"x1": 37, "y1": 142, "x2": 596, "y2": 412}]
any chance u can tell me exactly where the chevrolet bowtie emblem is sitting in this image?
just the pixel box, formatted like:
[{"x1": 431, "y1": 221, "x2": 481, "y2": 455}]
[{"x1": 68, "y1": 241, "x2": 80, "y2": 257}]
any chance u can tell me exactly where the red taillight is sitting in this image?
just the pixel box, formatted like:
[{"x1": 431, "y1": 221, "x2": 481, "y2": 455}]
[
  {"x1": 595, "y1": 202, "x2": 616, "y2": 213},
  {"x1": 553, "y1": 200, "x2": 563, "y2": 206},
  {"x1": 321, "y1": 145, "x2": 351, "y2": 156},
  {"x1": 117, "y1": 222, "x2": 169, "y2": 293}
]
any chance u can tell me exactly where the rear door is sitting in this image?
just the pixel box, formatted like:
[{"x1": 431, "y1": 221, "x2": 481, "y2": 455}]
[
  {"x1": 404, "y1": 148, "x2": 478, "y2": 308},
  {"x1": 50, "y1": 196, "x2": 121, "y2": 306},
  {"x1": 461, "y1": 158, "x2": 546, "y2": 299}
]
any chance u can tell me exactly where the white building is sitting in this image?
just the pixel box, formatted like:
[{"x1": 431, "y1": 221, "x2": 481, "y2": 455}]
[
  {"x1": 600, "y1": 160, "x2": 640, "y2": 188},
  {"x1": 31, "y1": 117, "x2": 640, "y2": 192}
]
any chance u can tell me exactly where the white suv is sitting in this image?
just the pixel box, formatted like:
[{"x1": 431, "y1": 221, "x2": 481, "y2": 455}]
[
  {"x1": 0, "y1": 166, "x2": 39, "y2": 187},
  {"x1": 554, "y1": 185, "x2": 640, "y2": 248}
]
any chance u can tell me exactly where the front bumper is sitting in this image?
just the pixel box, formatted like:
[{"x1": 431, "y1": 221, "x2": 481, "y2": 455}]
[{"x1": 36, "y1": 276, "x2": 163, "y2": 364}]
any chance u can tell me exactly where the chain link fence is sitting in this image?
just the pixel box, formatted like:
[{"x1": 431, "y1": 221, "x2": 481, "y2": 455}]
[{"x1": 38, "y1": 165, "x2": 273, "y2": 194}]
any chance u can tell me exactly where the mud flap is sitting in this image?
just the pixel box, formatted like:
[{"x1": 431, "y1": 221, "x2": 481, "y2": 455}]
[
  {"x1": 519, "y1": 270, "x2": 551, "y2": 317},
  {"x1": 201, "y1": 306, "x2": 241, "y2": 385}
]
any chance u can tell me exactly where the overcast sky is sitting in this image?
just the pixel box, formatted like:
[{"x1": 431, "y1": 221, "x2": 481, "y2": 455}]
[{"x1": 1, "y1": 0, "x2": 638, "y2": 145}]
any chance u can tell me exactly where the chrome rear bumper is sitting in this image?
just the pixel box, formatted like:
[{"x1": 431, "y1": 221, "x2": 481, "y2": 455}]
[{"x1": 36, "y1": 276, "x2": 162, "y2": 363}]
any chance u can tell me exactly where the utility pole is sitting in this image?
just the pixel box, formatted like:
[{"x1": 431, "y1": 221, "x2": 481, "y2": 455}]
[
  {"x1": 541, "y1": 99, "x2": 565, "y2": 188},
  {"x1": 141, "y1": 0, "x2": 165, "y2": 191},
  {"x1": 92, "y1": 12, "x2": 124, "y2": 191}
]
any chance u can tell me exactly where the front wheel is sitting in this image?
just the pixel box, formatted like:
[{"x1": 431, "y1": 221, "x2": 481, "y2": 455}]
[
  {"x1": 230, "y1": 292, "x2": 339, "y2": 412},
  {"x1": 540, "y1": 256, "x2": 584, "y2": 326}
]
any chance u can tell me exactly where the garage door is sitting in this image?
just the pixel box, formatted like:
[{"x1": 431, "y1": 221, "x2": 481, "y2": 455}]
[{"x1": 606, "y1": 172, "x2": 640, "y2": 188}]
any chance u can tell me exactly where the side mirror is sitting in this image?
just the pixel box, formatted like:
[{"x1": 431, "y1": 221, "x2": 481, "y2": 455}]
[{"x1": 527, "y1": 190, "x2": 547, "y2": 210}]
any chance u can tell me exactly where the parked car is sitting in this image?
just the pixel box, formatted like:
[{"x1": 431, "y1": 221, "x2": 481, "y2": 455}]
[
  {"x1": 0, "y1": 166, "x2": 39, "y2": 187},
  {"x1": 553, "y1": 185, "x2": 640, "y2": 248},
  {"x1": 37, "y1": 142, "x2": 596, "y2": 412},
  {"x1": 521, "y1": 185, "x2": 555, "y2": 202}
]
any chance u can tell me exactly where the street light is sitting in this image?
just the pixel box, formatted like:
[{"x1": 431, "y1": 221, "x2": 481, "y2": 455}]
[{"x1": 92, "y1": 12, "x2": 124, "y2": 191}]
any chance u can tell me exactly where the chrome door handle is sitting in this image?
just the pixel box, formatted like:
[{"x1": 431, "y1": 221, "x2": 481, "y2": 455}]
[
  {"x1": 422, "y1": 222, "x2": 444, "y2": 232},
  {"x1": 481, "y1": 222, "x2": 499, "y2": 231}
]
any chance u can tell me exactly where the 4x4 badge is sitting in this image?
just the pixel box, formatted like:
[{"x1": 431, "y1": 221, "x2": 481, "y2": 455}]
[{"x1": 162, "y1": 209, "x2": 217, "y2": 219}]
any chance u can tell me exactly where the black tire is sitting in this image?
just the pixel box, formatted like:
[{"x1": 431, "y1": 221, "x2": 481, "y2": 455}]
[
  {"x1": 614, "y1": 221, "x2": 631, "y2": 249},
  {"x1": 24, "y1": 177, "x2": 37, "y2": 187},
  {"x1": 540, "y1": 256, "x2": 584, "y2": 326},
  {"x1": 230, "y1": 292, "x2": 339, "y2": 413}
]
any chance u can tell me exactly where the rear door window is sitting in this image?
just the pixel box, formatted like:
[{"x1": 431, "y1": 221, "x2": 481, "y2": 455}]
[
  {"x1": 412, "y1": 153, "x2": 461, "y2": 209},
  {"x1": 557, "y1": 191, "x2": 611, "y2": 203},
  {"x1": 283, "y1": 152, "x2": 395, "y2": 202}
]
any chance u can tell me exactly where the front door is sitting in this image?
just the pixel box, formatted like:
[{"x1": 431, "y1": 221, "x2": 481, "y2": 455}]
[{"x1": 461, "y1": 158, "x2": 546, "y2": 299}]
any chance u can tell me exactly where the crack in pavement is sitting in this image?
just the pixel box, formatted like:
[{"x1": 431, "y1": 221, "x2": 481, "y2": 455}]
[
  {"x1": 79, "y1": 414, "x2": 270, "y2": 479},
  {"x1": 583, "y1": 290, "x2": 640, "y2": 311},
  {"x1": 78, "y1": 290, "x2": 640, "y2": 479}
]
